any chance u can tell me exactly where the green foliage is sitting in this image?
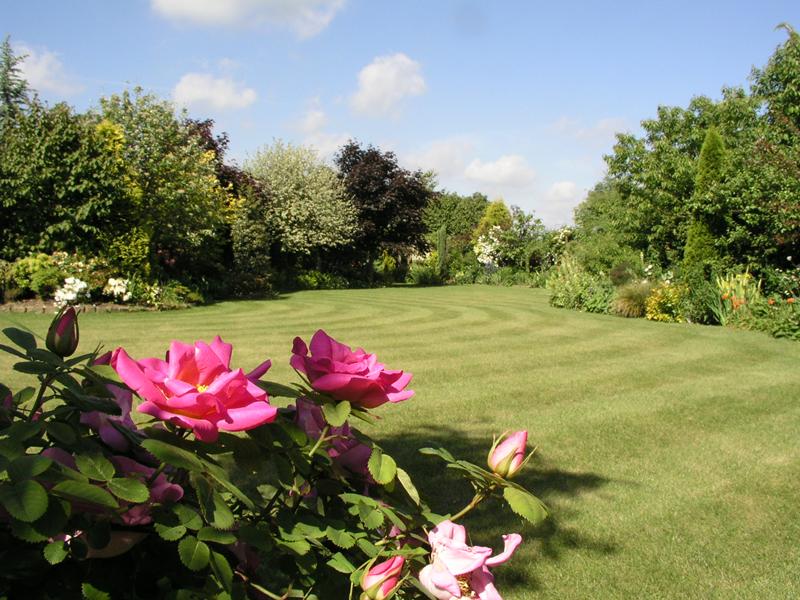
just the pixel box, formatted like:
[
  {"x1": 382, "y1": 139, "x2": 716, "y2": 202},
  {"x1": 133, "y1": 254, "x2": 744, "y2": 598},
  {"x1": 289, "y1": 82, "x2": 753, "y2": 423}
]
[
  {"x1": 682, "y1": 219, "x2": 719, "y2": 272},
  {"x1": 0, "y1": 35, "x2": 29, "y2": 124},
  {"x1": 645, "y1": 282, "x2": 688, "y2": 322},
  {"x1": 230, "y1": 183, "x2": 273, "y2": 298},
  {"x1": 406, "y1": 257, "x2": 442, "y2": 286},
  {"x1": 473, "y1": 199, "x2": 512, "y2": 241},
  {"x1": 104, "y1": 227, "x2": 151, "y2": 278},
  {"x1": 373, "y1": 250, "x2": 397, "y2": 284},
  {"x1": 612, "y1": 280, "x2": 653, "y2": 318},
  {"x1": 295, "y1": 270, "x2": 349, "y2": 290},
  {"x1": 547, "y1": 254, "x2": 613, "y2": 313},
  {"x1": 245, "y1": 140, "x2": 357, "y2": 257}
]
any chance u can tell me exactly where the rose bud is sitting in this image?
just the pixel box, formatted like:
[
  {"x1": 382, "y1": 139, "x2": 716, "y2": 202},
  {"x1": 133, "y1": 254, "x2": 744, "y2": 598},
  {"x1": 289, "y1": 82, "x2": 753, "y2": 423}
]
[
  {"x1": 46, "y1": 306, "x2": 79, "y2": 357},
  {"x1": 488, "y1": 431, "x2": 528, "y2": 479},
  {"x1": 360, "y1": 555, "x2": 404, "y2": 600}
]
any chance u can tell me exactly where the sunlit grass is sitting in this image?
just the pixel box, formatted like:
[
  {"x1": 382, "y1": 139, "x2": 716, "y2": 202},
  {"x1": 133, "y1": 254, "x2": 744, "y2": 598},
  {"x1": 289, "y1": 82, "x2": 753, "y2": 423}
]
[{"x1": 2, "y1": 286, "x2": 798, "y2": 599}]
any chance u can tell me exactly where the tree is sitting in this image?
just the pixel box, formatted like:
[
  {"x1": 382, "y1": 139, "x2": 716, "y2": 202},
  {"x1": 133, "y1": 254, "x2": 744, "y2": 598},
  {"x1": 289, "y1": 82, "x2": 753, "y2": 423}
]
[
  {"x1": 98, "y1": 89, "x2": 228, "y2": 282},
  {"x1": 473, "y1": 199, "x2": 512, "y2": 241},
  {"x1": 245, "y1": 141, "x2": 357, "y2": 263},
  {"x1": 423, "y1": 191, "x2": 488, "y2": 242},
  {"x1": 335, "y1": 140, "x2": 432, "y2": 270},
  {"x1": 0, "y1": 35, "x2": 29, "y2": 125}
]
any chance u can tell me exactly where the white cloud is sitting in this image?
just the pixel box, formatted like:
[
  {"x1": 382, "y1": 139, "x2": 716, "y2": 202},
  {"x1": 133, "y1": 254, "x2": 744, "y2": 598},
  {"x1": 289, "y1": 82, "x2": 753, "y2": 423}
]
[
  {"x1": 404, "y1": 138, "x2": 474, "y2": 178},
  {"x1": 151, "y1": 0, "x2": 345, "y2": 38},
  {"x1": 15, "y1": 43, "x2": 83, "y2": 96},
  {"x1": 350, "y1": 53, "x2": 426, "y2": 117},
  {"x1": 173, "y1": 73, "x2": 257, "y2": 110},
  {"x1": 296, "y1": 99, "x2": 349, "y2": 160},
  {"x1": 551, "y1": 116, "x2": 628, "y2": 146},
  {"x1": 546, "y1": 180, "x2": 581, "y2": 203},
  {"x1": 299, "y1": 102, "x2": 328, "y2": 134},
  {"x1": 464, "y1": 155, "x2": 536, "y2": 187}
]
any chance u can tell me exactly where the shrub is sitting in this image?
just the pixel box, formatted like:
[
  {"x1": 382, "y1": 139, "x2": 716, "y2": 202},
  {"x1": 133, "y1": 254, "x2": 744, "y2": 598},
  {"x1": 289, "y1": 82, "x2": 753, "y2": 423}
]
[
  {"x1": 547, "y1": 254, "x2": 613, "y2": 313},
  {"x1": 612, "y1": 280, "x2": 653, "y2": 318},
  {"x1": 645, "y1": 282, "x2": 688, "y2": 322},
  {"x1": 28, "y1": 265, "x2": 63, "y2": 298},
  {"x1": 373, "y1": 250, "x2": 397, "y2": 284},
  {"x1": 407, "y1": 261, "x2": 442, "y2": 286},
  {"x1": 609, "y1": 261, "x2": 637, "y2": 286},
  {"x1": 295, "y1": 270, "x2": 349, "y2": 290}
]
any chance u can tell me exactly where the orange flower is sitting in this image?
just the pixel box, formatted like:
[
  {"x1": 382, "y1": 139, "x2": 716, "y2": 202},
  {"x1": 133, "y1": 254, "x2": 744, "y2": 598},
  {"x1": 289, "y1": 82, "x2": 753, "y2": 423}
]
[
  {"x1": 788, "y1": 297, "x2": 796, "y2": 304},
  {"x1": 768, "y1": 298, "x2": 775, "y2": 305},
  {"x1": 721, "y1": 293, "x2": 730, "y2": 300}
]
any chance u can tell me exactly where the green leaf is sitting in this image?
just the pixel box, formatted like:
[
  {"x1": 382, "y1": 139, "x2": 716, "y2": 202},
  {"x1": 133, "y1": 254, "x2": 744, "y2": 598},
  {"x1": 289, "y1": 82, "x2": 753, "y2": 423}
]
[
  {"x1": 367, "y1": 447, "x2": 397, "y2": 485},
  {"x1": 395, "y1": 467, "x2": 420, "y2": 505},
  {"x1": 178, "y1": 536, "x2": 211, "y2": 571},
  {"x1": 260, "y1": 381, "x2": 300, "y2": 399},
  {"x1": 75, "y1": 453, "x2": 115, "y2": 482},
  {"x1": 13, "y1": 361, "x2": 53, "y2": 375},
  {"x1": 52, "y1": 480, "x2": 119, "y2": 509},
  {"x1": 44, "y1": 541, "x2": 69, "y2": 565},
  {"x1": 82, "y1": 582, "x2": 111, "y2": 600},
  {"x1": 3, "y1": 327, "x2": 36, "y2": 351},
  {"x1": 0, "y1": 480, "x2": 48, "y2": 522},
  {"x1": 192, "y1": 473, "x2": 235, "y2": 530},
  {"x1": 356, "y1": 538, "x2": 380, "y2": 558},
  {"x1": 502, "y1": 487, "x2": 549, "y2": 525},
  {"x1": 197, "y1": 526, "x2": 236, "y2": 544},
  {"x1": 141, "y1": 439, "x2": 205, "y2": 471},
  {"x1": 418, "y1": 447, "x2": 456, "y2": 462},
  {"x1": 8, "y1": 454, "x2": 53, "y2": 482},
  {"x1": 173, "y1": 504, "x2": 203, "y2": 530},
  {"x1": 327, "y1": 552, "x2": 356, "y2": 574},
  {"x1": 210, "y1": 550, "x2": 234, "y2": 593},
  {"x1": 325, "y1": 526, "x2": 356, "y2": 549},
  {"x1": 107, "y1": 478, "x2": 150, "y2": 503},
  {"x1": 321, "y1": 401, "x2": 351, "y2": 427},
  {"x1": 0, "y1": 343, "x2": 27, "y2": 358},
  {"x1": 155, "y1": 522, "x2": 187, "y2": 541},
  {"x1": 276, "y1": 538, "x2": 311, "y2": 556},
  {"x1": 361, "y1": 508, "x2": 384, "y2": 530}
]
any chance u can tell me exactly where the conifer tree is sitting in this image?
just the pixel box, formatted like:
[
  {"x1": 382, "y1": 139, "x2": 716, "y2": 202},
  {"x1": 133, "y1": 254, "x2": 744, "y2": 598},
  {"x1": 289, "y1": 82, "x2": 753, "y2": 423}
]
[{"x1": 0, "y1": 35, "x2": 30, "y2": 123}]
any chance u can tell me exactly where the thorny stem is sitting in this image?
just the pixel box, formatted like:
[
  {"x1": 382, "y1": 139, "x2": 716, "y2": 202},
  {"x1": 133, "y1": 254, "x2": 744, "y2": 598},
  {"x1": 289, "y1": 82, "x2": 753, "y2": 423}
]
[
  {"x1": 307, "y1": 424, "x2": 330, "y2": 458},
  {"x1": 29, "y1": 374, "x2": 55, "y2": 421},
  {"x1": 449, "y1": 484, "x2": 497, "y2": 523}
]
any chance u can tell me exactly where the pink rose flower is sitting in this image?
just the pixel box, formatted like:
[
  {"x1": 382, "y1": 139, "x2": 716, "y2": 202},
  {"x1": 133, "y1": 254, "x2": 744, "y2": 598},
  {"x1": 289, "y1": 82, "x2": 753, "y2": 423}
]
[
  {"x1": 361, "y1": 555, "x2": 404, "y2": 600},
  {"x1": 294, "y1": 398, "x2": 371, "y2": 477},
  {"x1": 111, "y1": 336, "x2": 276, "y2": 442},
  {"x1": 290, "y1": 330, "x2": 414, "y2": 409},
  {"x1": 418, "y1": 520, "x2": 522, "y2": 600},
  {"x1": 487, "y1": 431, "x2": 528, "y2": 479}
]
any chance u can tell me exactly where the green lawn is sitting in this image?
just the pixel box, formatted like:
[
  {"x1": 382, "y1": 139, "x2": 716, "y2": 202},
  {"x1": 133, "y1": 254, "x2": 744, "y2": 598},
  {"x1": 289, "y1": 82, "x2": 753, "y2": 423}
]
[{"x1": 2, "y1": 286, "x2": 799, "y2": 599}]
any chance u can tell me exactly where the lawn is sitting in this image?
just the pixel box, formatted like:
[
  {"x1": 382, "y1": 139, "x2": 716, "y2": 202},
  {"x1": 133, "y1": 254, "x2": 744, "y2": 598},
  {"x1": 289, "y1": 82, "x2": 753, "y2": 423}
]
[{"x1": 2, "y1": 285, "x2": 798, "y2": 599}]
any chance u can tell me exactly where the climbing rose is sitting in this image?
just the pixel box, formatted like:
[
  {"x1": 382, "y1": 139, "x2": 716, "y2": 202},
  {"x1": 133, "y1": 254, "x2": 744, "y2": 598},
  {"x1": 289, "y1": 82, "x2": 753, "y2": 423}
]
[
  {"x1": 487, "y1": 431, "x2": 528, "y2": 479},
  {"x1": 360, "y1": 555, "x2": 404, "y2": 600}
]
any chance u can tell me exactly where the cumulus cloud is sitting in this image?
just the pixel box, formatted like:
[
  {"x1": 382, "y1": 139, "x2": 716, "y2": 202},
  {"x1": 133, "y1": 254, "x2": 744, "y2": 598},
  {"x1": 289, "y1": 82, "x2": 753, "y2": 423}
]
[
  {"x1": 404, "y1": 138, "x2": 474, "y2": 178},
  {"x1": 546, "y1": 180, "x2": 582, "y2": 204},
  {"x1": 151, "y1": 0, "x2": 345, "y2": 38},
  {"x1": 173, "y1": 73, "x2": 257, "y2": 110},
  {"x1": 464, "y1": 155, "x2": 536, "y2": 187},
  {"x1": 297, "y1": 99, "x2": 349, "y2": 160},
  {"x1": 15, "y1": 43, "x2": 83, "y2": 96},
  {"x1": 350, "y1": 53, "x2": 426, "y2": 117}
]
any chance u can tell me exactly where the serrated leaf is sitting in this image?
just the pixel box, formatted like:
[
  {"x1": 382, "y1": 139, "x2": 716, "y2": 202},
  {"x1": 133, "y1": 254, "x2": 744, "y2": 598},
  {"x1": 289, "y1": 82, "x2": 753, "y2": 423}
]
[
  {"x1": 361, "y1": 508, "x2": 384, "y2": 530},
  {"x1": 276, "y1": 538, "x2": 311, "y2": 555},
  {"x1": 325, "y1": 526, "x2": 355, "y2": 549},
  {"x1": 155, "y1": 522, "x2": 187, "y2": 541},
  {"x1": 13, "y1": 361, "x2": 53, "y2": 375},
  {"x1": 192, "y1": 473, "x2": 234, "y2": 530},
  {"x1": 321, "y1": 401, "x2": 351, "y2": 427},
  {"x1": 142, "y1": 439, "x2": 204, "y2": 471},
  {"x1": 47, "y1": 421, "x2": 78, "y2": 445},
  {"x1": 43, "y1": 541, "x2": 69, "y2": 565},
  {"x1": 173, "y1": 504, "x2": 203, "y2": 530},
  {"x1": 75, "y1": 453, "x2": 115, "y2": 482},
  {"x1": 0, "y1": 343, "x2": 27, "y2": 358},
  {"x1": 356, "y1": 538, "x2": 379, "y2": 557},
  {"x1": 367, "y1": 447, "x2": 396, "y2": 485},
  {"x1": 107, "y1": 478, "x2": 150, "y2": 503},
  {"x1": 395, "y1": 467, "x2": 420, "y2": 506},
  {"x1": 197, "y1": 526, "x2": 236, "y2": 544},
  {"x1": 418, "y1": 447, "x2": 455, "y2": 462},
  {"x1": 82, "y1": 582, "x2": 111, "y2": 600},
  {"x1": 52, "y1": 480, "x2": 119, "y2": 509},
  {"x1": 502, "y1": 487, "x2": 548, "y2": 525},
  {"x1": 0, "y1": 480, "x2": 48, "y2": 522},
  {"x1": 327, "y1": 552, "x2": 356, "y2": 574},
  {"x1": 3, "y1": 327, "x2": 36, "y2": 351},
  {"x1": 11, "y1": 519, "x2": 48, "y2": 542},
  {"x1": 178, "y1": 536, "x2": 210, "y2": 571},
  {"x1": 8, "y1": 454, "x2": 53, "y2": 482}
]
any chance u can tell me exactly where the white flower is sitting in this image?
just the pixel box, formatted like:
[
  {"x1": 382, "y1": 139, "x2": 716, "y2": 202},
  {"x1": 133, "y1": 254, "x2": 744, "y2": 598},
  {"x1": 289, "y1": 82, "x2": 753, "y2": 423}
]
[{"x1": 54, "y1": 277, "x2": 90, "y2": 307}]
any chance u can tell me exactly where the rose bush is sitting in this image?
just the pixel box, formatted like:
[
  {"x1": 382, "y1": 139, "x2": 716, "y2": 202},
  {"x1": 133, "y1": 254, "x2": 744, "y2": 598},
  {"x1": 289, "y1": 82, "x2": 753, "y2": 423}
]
[{"x1": 0, "y1": 314, "x2": 549, "y2": 599}]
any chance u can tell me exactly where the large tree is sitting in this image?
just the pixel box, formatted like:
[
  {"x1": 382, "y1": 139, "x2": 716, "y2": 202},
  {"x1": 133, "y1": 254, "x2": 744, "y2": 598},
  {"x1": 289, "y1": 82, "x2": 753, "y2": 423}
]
[
  {"x1": 0, "y1": 35, "x2": 29, "y2": 126},
  {"x1": 335, "y1": 141, "x2": 432, "y2": 270}
]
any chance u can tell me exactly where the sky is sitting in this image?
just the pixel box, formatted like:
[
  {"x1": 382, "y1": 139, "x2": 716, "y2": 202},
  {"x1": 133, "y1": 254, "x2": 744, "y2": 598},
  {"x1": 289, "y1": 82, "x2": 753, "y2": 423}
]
[{"x1": 5, "y1": 0, "x2": 800, "y2": 226}]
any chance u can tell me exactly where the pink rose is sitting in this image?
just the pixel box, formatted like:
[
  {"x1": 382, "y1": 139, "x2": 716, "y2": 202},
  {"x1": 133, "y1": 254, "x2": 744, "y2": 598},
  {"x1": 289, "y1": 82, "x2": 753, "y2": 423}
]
[
  {"x1": 487, "y1": 431, "x2": 528, "y2": 479},
  {"x1": 361, "y1": 555, "x2": 404, "y2": 600},
  {"x1": 294, "y1": 398, "x2": 371, "y2": 477},
  {"x1": 418, "y1": 520, "x2": 522, "y2": 600},
  {"x1": 290, "y1": 330, "x2": 414, "y2": 409},
  {"x1": 111, "y1": 336, "x2": 276, "y2": 442}
]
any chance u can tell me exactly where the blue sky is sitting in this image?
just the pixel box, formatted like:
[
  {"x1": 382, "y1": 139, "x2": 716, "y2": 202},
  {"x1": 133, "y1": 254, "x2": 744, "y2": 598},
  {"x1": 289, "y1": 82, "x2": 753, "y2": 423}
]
[{"x1": 6, "y1": 1, "x2": 799, "y2": 225}]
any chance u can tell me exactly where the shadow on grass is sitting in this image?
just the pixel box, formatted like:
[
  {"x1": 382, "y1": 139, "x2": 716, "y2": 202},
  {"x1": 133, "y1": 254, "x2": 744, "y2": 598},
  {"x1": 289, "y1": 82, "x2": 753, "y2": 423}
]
[{"x1": 380, "y1": 425, "x2": 618, "y2": 592}]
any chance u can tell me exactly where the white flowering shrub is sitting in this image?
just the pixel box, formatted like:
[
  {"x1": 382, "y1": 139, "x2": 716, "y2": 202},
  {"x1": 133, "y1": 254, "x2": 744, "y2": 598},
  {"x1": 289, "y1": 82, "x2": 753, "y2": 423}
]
[
  {"x1": 474, "y1": 225, "x2": 504, "y2": 269},
  {"x1": 104, "y1": 277, "x2": 132, "y2": 302},
  {"x1": 53, "y1": 277, "x2": 90, "y2": 307}
]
